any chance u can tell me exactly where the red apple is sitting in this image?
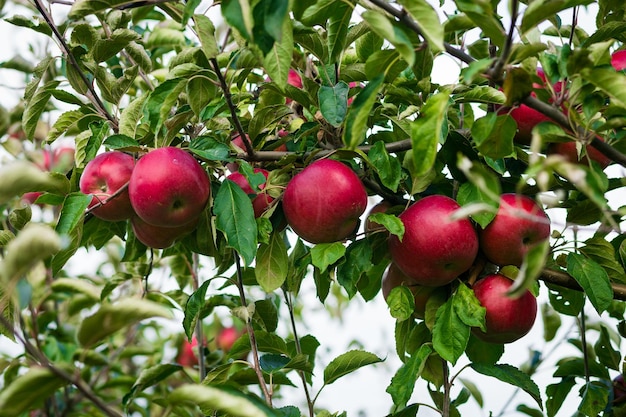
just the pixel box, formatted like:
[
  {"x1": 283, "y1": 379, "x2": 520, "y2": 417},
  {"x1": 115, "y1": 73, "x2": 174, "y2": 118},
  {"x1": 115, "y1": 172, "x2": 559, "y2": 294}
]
[
  {"x1": 347, "y1": 81, "x2": 363, "y2": 106},
  {"x1": 287, "y1": 68, "x2": 303, "y2": 89},
  {"x1": 22, "y1": 192, "x2": 43, "y2": 205},
  {"x1": 498, "y1": 68, "x2": 563, "y2": 145},
  {"x1": 176, "y1": 336, "x2": 199, "y2": 368},
  {"x1": 282, "y1": 159, "x2": 368, "y2": 244},
  {"x1": 613, "y1": 374, "x2": 626, "y2": 404},
  {"x1": 226, "y1": 168, "x2": 273, "y2": 218},
  {"x1": 215, "y1": 326, "x2": 242, "y2": 352},
  {"x1": 479, "y1": 194, "x2": 550, "y2": 267},
  {"x1": 612, "y1": 50, "x2": 626, "y2": 71},
  {"x1": 471, "y1": 274, "x2": 537, "y2": 344},
  {"x1": 388, "y1": 195, "x2": 479, "y2": 287},
  {"x1": 50, "y1": 146, "x2": 75, "y2": 173},
  {"x1": 382, "y1": 263, "x2": 434, "y2": 319},
  {"x1": 131, "y1": 215, "x2": 198, "y2": 249},
  {"x1": 129, "y1": 147, "x2": 210, "y2": 227},
  {"x1": 80, "y1": 151, "x2": 136, "y2": 221},
  {"x1": 547, "y1": 139, "x2": 611, "y2": 169}
]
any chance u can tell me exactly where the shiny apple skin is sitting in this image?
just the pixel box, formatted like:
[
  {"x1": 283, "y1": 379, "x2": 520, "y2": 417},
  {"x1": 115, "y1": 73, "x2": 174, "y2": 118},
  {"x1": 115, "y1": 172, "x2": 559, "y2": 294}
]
[
  {"x1": 388, "y1": 195, "x2": 479, "y2": 287},
  {"x1": 131, "y1": 215, "x2": 198, "y2": 249},
  {"x1": 129, "y1": 147, "x2": 210, "y2": 227},
  {"x1": 471, "y1": 274, "x2": 537, "y2": 344},
  {"x1": 79, "y1": 151, "x2": 136, "y2": 221},
  {"x1": 226, "y1": 168, "x2": 273, "y2": 218},
  {"x1": 282, "y1": 159, "x2": 367, "y2": 244},
  {"x1": 479, "y1": 194, "x2": 550, "y2": 267}
]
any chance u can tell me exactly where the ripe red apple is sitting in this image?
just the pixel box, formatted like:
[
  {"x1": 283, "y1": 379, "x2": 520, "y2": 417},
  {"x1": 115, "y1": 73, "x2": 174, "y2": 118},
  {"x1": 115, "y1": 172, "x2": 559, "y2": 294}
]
[
  {"x1": 498, "y1": 68, "x2": 563, "y2": 145},
  {"x1": 80, "y1": 151, "x2": 136, "y2": 221},
  {"x1": 131, "y1": 215, "x2": 198, "y2": 248},
  {"x1": 471, "y1": 274, "x2": 537, "y2": 344},
  {"x1": 612, "y1": 50, "x2": 626, "y2": 71},
  {"x1": 282, "y1": 159, "x2": 368, "y2": 244},
  {"x1": 226, "y1": 168, "x2": 273, "y2": 218},
  {"x1": 382, "y1": 263, "x2": 434, "y2": 319},
  {"x1": 266, "y1": 69, "x2": 303, "y2": 104},
  {"x1": 129, "y1": 147, "x2": 210, "y2": 227},
  {"x1": 176, "y1": 336, "x2": 199, "y2": 368},
  {"x1": 547, "y1": 139, "x2": 611, "y2": 169},
  {"x1": 388, "y1": 195, "x2": 479, "y2": 287},
  {"x1": 479, "y1": 193, "x2": 550, "y2": 267},
  {"x1": 215, "y1": 326, "x2": 242, "y2": 352}
]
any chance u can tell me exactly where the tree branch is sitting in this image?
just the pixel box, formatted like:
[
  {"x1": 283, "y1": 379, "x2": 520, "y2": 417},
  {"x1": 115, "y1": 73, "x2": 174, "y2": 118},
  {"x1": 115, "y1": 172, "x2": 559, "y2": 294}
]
[{"x1": 540, "y1": 268, "x2": 626, "y2": 301}]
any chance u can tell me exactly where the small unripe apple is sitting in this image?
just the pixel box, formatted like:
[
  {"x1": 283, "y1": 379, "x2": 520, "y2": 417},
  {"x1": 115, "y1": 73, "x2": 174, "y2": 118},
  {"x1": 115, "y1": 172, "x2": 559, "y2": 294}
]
[
  {"x1": 282, "y1": 159, "x2": 368, "y2": 244},
  {"x1": 479, "y1": 194, "x2": 550, "y2": 267},
  {"x1": 129, "y1": 147, "x2": 210, "y2": 227},
  {"x1": 226, "y1": 168, "x2": 273, "y2": 218},
  {"x1": 79, "y1": 151, "x2": 136, "y2": 221},
  {"x1": 471, "y1": 274, "x2": 537, "y2": 344},
  {"x1": 131, "y1": 215, "x2": 198, "y2": 249},
  {"x1": 388, "y1": 195, "x2": 479, "y2": 287}
]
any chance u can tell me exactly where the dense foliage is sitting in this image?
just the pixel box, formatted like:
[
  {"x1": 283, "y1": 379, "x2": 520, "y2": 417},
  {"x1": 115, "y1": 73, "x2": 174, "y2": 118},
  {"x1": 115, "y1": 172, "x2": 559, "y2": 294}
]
[{"x1": 1, "y1": 0, "x2": 626, "y2": 416}]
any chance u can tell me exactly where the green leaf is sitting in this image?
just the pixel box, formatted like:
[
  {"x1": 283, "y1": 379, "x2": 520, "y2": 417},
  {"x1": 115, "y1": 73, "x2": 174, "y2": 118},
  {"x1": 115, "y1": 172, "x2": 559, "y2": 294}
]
[
  {"x1": 22, "y1": 80, "x2": 58, "y2": 141},
  {"x1": 255, "y1": 232, "x2": 289, "y2": 293},
  {"x1": 51, "y1": 278, "x2": 100, "y2": 301},
  {"x1": 186, "y1": 75, "x2": 218, "y2": 118},
  {"x1": 362, "y1": 11, "x2": 415, "y2": 67},
  {"x1": 337, "y1": 238, "x2": 373, "y2": 299},
  {"x1": 521, "y1": 0, "x2": 595, "y2": 35},
  {"x1": 0, "y1": 162, "x2": 69, "y2": 204},
  {"x1": 145, "y1": 78, "x2": 186, "y2": 135},
  {"x1": 248, "y1": 105, "x2": 293, "y2": 142},
  {"x1": 397, "y1": 0, "x2": 444, "y2": 52},
  {"x1": 366, "y1": 212, "x2": 405, "y2": 240},
  {"x1": 454, "y1": 0, "x2": 506, "y2": 46},
  {"x1": 327, "y1": 1, "x2": 353, "y2": 63},
  {"x1": 189, "y1": 136, "x2": 231, "y2": 161},
  {"x1": 432, "y1": 296, "x2": 470, "y2": 365},
  {"x1": 169, "y1": 384, "x2": 279, "y2": 417},
  {"x1": 455, "y1": 85, "x2": 506, "y2": 104},
  {"x1": 387, "y1": 286, "x2": 415, "y2": 321},
  {"x1": 465, "y1": 334, "x2": 504, "y2": 365},
  {"x1": 124, "y1": 364, "x2": 182, "y2": 407},
  {"x1": 56, "y1": 193, "x2": 91, "y2": 236},
  {"x1": 472, "y1": 363, "x2": 542, "y2": 408},
  {"x1": 252, "y1": 0, "x2": 289, "y2": 55},
  {"x1": 318, "y1": 82, "x2": 349, "y2": 127},
  {"x1": 456, "y1": 182, "x2": 498, "y2": 229},
  {"x1": 92, "y1": 28, "x2": 139, "y2": 63},
  {"x1": 453, "y1": 283, "x2": 486, "y2": 331},
  {"x1": 580, "y1": 237, "x2": 626, "y2": 284},
  {"x1": 183, "y1": 280, "x2": 211, "y2": 341},
  {"x1": 386, "y1": 344, "x2": 433, "y2": 409},
  {"x1": 471, "y1": 113, "x2": 516, "y2": 159},
  {"x1": 343, "y1": 74, "x2": 384, "y2": 149},
  {"x1": 368, "y1": 141, "x2": 402, "y2": 192},
  {"x1": 365, "y1": 49, "x2": 408, "y2": 83},
  {"x1": 47, "y1": 109, "x2": 87, "y2": 143},
  {"x1": 546, "y1": 377, "x2": 576, "y2": 417},
  {"x1": 310, "y1": 242, "x2": 346, "y2": 274},
  {"x1": 0, "y1": 223, "x2": 62, "y2": 283},
  {"x1": 410, "y1": 91, "x2": 450, "y2": 176},
  {"x1": 566, "y1": 253, "x2": 613, "y2": 314},
  {"x1": 0, "y1": 366, "x2": 71, "y2": 417},
  {"x1": 214, "y1": 180, "x2": 258, "y2": 266},
  {"x1": 262, "y1": 15, "x2": 293, "y2": 90},
  {"x1": 594, "y1": 325, "x2": 621, "y2": 370},
  {"x1": 509, "y1": 240, "x2": 550, "y2": 298},
  {"x1": 69, "y1": 0, "x2": 134, "y2": 19},
  {"x1": 119, "y1": 94, "x2": 148, "y2": 138},
  {"x1": 103, "y1": 134, "x2": 141, "y2": 151},
  {"x1": 77, "y1": 299, "x2": 172, "y2": 347},
  {"x1": 578, "y1": 381, "x2": 610, "y2": 417},
  {"x1": 194, "y1": 14, "x2": 219, "y2": 60},
  {"x1": 323, "y1": 349, "x2": 383, "y2": 385},
  {"x1": 581, "y1": 67, "x2": 626, "y2": 109}
]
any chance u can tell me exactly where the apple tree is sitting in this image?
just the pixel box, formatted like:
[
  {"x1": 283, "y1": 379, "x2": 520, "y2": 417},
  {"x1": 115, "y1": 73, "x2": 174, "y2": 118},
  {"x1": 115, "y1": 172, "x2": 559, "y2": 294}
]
[{"x1": 1, "y1": 0, "x2": 626, "y2": 416}]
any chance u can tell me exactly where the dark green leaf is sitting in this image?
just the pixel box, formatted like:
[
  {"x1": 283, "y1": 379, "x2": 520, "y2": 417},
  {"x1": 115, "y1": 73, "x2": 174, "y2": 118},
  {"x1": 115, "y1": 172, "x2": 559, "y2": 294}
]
[
  {"x1": 566, "y1": 253, "x2": 613, "y2": 314},
  {"x1": 318, "y1": 82, "x2": 349, "y2": 127},
  {"x1": 368, "y1": 141, "x2": 402, "y2": 192},
  {"x1": 471, "y1": 363, "x2": 542, "y2": 409},
  {"x1": 337, "y1": 238, "x2": 373, "y2": 299},
  {"x1": 387, "y1": 286, "x2": 415, "y2": 321},
  {"x1": 432, "y1": 297, "x2": 470, "y2": 365},
  {"x1": 578, "y1": 381, "x2": 610, "y2": 417},
  {"x1": 183, "y1": 280, "x2": 211, "y2": 341},
  {"x1": 362, "y1": 11, "x2": 415, "y2": 66},
  {"x1": 255, "y1": 232, "x2": 288, "y2": 293},
  {"x1": 521, "y1": 0, "x2": 595, "y2": 35},
  {"x1": 453, "y1": 283, "x2": 486, "y2": 331},
  {"x1": 594, "y1": 325, "x2": 621, "y2": 370},
  {"x1": 214, "y1": 180, "x2": 258, "y2": 266},
  {"x1": 470, "y1": 113, "x2": 516, "y2": 159},
  {"x1": 123, "y1": 364, "x2": 182, "y2": 406},
  {"x1": 103, "y1": 134, "x2": 141, "y2": 151},
  {"x1": 410, "y1": 91, "x2": 450, "y2": 176},
  {"x1": 386, "y1": 344, "x2": 433, "y2": 409},
  {"x1": 546, "y1": 377, "x2": 577, "y2": 417},
  {"x1": 397, "y1": 0, "x2": 444, "y2": 52},
  {"x1": 194, "y1": 14, "x2": 219, "y2": 60},
  {"x1": 56, "y1": 193, "x2": 91, "y2": 236},
  {"x1": 343, "y1": 74, "x2": 384, "y2": 149}
]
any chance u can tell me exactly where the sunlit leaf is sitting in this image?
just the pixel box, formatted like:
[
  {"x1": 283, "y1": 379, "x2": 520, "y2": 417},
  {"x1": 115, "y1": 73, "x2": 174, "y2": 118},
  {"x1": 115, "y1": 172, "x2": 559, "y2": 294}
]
[{"x1": 323, "y1": 349, "x2": 383, "y2": 385}]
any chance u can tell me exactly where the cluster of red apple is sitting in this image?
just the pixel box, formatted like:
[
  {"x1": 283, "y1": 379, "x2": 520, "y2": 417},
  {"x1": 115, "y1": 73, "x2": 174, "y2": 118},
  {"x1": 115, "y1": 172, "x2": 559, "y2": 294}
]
[
  {"x1": 379, "y1": 193, "x2": 550, "y2": 344},
  {"x1": 79, "y1": 147, "x2": 210, "y2": 248},
  {"x1": 176, "y1": 326, "x2": 245, "y2": 368},
  {"x1": 498, "y1": 51, "x2": 626, "y2": 170}
]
